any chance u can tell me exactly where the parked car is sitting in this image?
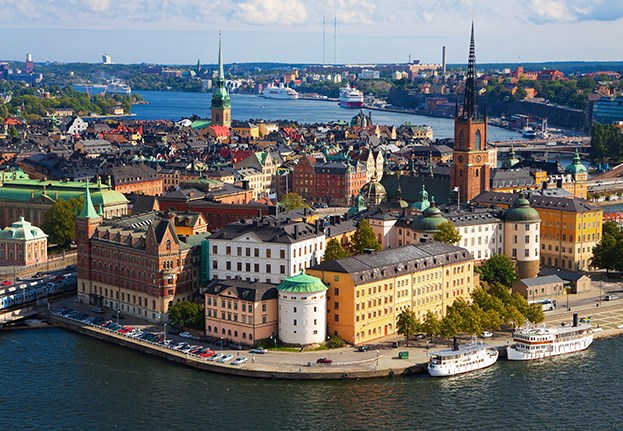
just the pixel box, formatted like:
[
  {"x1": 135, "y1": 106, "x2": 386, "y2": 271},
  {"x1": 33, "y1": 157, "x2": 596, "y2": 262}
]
[
  {"x1": 229, "y1": 343, "x2": 244, "y2": 350},
  {"x1": 219, "y1": 354, "x2": 234, "y2": 363},
  {"x1": 605, "y1": 295, "x2": 619, "y2": 301},
  {"x1": 481, "y1": 331, "x2": 493, "y2": 338},
  {"x1": 208, "y1": 353, "x2": 224, "y2": 362},
  {"x1": 316, "y1": 357, "x2": 333, "y2": 364},
  {"x1": 391, "y1": 341, "x2": 401, "y2": 348},
  {"x1": 91, "y1": 307, "x2": 105, "y2": 314},
  {"x1": 250, "y1": 348, "x2": 267, "y2": 354},
  {"x1": 1, "y1": 280, "x2": 11, "y2": 286},
  {"x1": 231, "y1": 357, "x2": 248, "y2": 366},
  {"x1": 199, "y1": 349, "x2": 216, "y2": 358},
  {"x1": 358, "y1": 345, "x2": 372, "y2": 352}
]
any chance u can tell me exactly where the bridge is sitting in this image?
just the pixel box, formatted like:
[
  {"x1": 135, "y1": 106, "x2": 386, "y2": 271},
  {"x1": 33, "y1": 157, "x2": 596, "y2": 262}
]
[{"x1": 0, "y1": 300, "x2": 49, "y2": 325}]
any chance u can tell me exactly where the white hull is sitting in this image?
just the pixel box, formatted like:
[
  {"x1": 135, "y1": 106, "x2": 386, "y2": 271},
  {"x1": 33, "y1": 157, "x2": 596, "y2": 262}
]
[
  {"x1": 428, "y1": 346, "x2": 499, "y2": 377},
  {"x1": 507, "y1": 334, "x2": 593, "y2": 361}
]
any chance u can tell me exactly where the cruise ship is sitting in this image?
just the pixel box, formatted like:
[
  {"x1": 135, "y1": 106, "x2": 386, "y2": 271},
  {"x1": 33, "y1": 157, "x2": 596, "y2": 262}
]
[
  {"x1": 261, "y1": 84, "x2": 299, "y2": 100},
  {"x1": 506, "y1": 314, "x2": 593, "y2": 361},
  {"x1": 106, "y1": 80, "x2": 132, "y2": 95},
  {"x1": 428, "y1": 338, "x2": 499, "y2": 377},
  {"x1": 339, "y1": 85, "x2": 364, "y2": 108}
]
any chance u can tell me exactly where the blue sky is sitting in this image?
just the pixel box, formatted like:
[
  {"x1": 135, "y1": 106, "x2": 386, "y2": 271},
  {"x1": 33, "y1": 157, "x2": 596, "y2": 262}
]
[{"x1": 1, "y1": 0, "x2": 622, "y2": 65}]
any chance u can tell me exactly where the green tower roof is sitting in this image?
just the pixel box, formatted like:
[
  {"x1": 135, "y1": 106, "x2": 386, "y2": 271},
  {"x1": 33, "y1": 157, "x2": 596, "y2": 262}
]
[
  {"x1": 78, "y1": 180, "x2": 99, "y2": 219},
  {"x1": 277, "y1": 272, "x2": 328, "y2": 293},
  {"x1": 565, "y1": 147, "x2": 587, "y2": 175},
  {"x1": 413, "y1": 198, "x2": 447, "y2": 232},
  {"x1": 211, "y1": 31, "x2": 231, "y2": 109},
  {"x1": 503, "y1": 192, "x2": 540, "y2": 223}
]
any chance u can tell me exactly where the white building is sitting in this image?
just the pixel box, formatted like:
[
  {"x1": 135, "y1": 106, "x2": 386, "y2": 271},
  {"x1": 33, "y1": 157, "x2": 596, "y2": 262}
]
[
  {"x1": 66, "y1": 116, "x2": 88, "y2": 136},
  {"x1": 502, "y1": 193, "x2": 541, "y2": 279},
  {"x1": 277, "y1": 272, "x2": 328, "y2": 345},
  {"x1": 209, "y1": 218, "x2": 326, "y2": 285}
]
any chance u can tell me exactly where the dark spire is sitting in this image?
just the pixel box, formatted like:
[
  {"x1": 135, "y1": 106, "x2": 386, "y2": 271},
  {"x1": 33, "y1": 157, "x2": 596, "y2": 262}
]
[{"x1": 462, "y1": 21, "x2": 477, "y2": 120}]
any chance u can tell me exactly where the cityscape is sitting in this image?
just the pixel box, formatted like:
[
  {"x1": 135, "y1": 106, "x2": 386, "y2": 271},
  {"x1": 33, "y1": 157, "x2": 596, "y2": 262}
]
[{"x1": 2, "y1": 2, "x2": 623, "y2": 430}]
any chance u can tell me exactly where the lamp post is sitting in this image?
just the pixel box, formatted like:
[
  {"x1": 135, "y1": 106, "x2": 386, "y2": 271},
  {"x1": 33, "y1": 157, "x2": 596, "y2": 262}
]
[
  {"x1": 220, "y1": 336, "x2": 223, "y2": 351},
  {"x1": 164, "y1": 323, "x2": 167, "y2": 343},
  {"x1": 600, "y1": 281, "x2": 603, "y2": 307},
  {"x1": 565, "y1": 286, "x2": 570, "y2": 311},
  {"x1": 74, "y1": 298, "x2": 77, "y2": 312},
  {"x1": 376, "y1": 350, "x2": 379, "y2": 367},
  {"x1": 116, "y1": 309, "x2": 120, "y2": 325}
]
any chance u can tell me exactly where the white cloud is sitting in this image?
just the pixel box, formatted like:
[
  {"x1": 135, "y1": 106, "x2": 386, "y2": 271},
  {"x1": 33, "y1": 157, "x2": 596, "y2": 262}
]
[
  {"x1": 234, "y1": 0, "x2": 308, "y2": 25},
  {"x1": 327, "y1": 0, "x2": 376, "y2": 24},
  {"x1": 525, "y1": 0, "x2": 623, "y2": 23}
]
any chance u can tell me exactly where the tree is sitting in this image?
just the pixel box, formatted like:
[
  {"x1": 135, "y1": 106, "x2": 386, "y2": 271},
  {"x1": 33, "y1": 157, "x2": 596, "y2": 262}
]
[
  {"x1": 349, "y1": 219, "x2": 381, "y2": 255},
  {"x1": 591, "y1": 221, "x2": 623, "y2": 273},
  {"x1": 478, "y1": 254, "x2": 517, "y2": 287},
  {"x1": 433, "y1": 221, "x2": 462, "y2": 245},
  {"x1": 278, "y1": 192, "x2": 309, "y2": 211},
  {"x1": 323, "y1": 238, "x2": 351, "y2": 262},
  {"x1": 42, "y1": 197, "x2": 83, "y2": 246},
  {"x1": 168, "y1": 301, "x2": 205, "y2": 331},
  {"x1": 396, "y1": 308, "x2": 419, "y2": 346},
  {"x1": 421, "y1": 311, "x2": 441, "y2": 337}
]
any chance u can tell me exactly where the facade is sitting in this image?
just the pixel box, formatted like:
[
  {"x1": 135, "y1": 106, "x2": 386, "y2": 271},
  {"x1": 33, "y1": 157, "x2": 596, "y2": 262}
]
[
  {"x1": 0, "y1": 217, "x2": 47, "y2": 266},
  {"x1": 211, "y1": 34, "x2": 231, "y2": 128},
  {"x1": 203, "y1": 279, "x2": 278, "y2": 345},
  {"x1": 103, "y1": 165, "x2": 164, "y2": 196},
  {"x1": 234, "y1": 151, "x2": 280, "y2": 198},
  {"x1": 209, "y1": 218, "x2": 326, "y2": 284},
  {"x1": 0, "y1": 174, "x2": 128, "y2": 227},
  {"x1": 512, "y1": 275, "x2": 565, "y2": 301},
  {"x1": 76, "y1": 188, "x2": 206, "y2": 323},
  {"x1": 502, "y1": 193, "x2": 541, "y2": 279},
  {"x1": 277, "y1": 272, "x2": 328, "y2": 345},
  {"x1": 450, "y1": 25, "x2": 491, "y2": 203},
  {"x1": 474, "y1": 192, "x2": 602, "y2": 271},
  {"x1": 307, "y1": 242, "x2": 475, "y2": 345}
]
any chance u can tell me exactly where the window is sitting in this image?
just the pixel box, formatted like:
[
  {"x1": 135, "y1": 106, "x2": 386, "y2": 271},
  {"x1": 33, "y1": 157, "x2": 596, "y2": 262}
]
[
  {"x1": 212, "y1": 245, "x2": 218, "y2": 254},
  {"x1": 266, "y1": 263, "x2": 272, "y2": 273},
  {"x1": 525, "y1": 235, "x2": 530, "y2": 243},
  {"x1": 334, "y1": 302, "x2": 339, "y2": 310},
  {"x1": 166, "y1": 240, "x2": 171, "y2": 251},
  {"x1": 246, "y1": 248, "x2": 251, "y2": 257},
  {"x1": 334, "y1": 287, "x2": 339, "y2": 296},
  {"x1": 334, "y1": 314, "x2": 339, "y2": 322},
  {"x1": 262, "y1": 303, "x2": 266, "y2": 312},
  {"x1": 237, "y1": 262, "x2": 242, "y2": 271},
  {"x1": 226, "y1": 246, "x2": 231, "y2": 255},
  {"x1": 280, "y1": 265, "x2": 285, "y2": 274},
  {"x1": 512, "y1": 249, "x2": 517, "y2": 257},
  {"x1": 226, "y1": 261, "x2": 231, "y2": 270},
  {"x1": 212, "y1": 260, "x2": 218, "y2": 269},
  {"x1": 266, "y1": 249, "x2": 271, "y2": 258},
  {"x1": 293, "y1": 319, "x2": 297, "y2": 326},
  {"x1": 525, "y1": 249, "x2": 530, "y2": 257},
  {"x1": 280, "y1": 250, "x2": 285, "y2": 259},
  {"x1": 254, "y1": 248, "x2": 259, "y2": 257}
]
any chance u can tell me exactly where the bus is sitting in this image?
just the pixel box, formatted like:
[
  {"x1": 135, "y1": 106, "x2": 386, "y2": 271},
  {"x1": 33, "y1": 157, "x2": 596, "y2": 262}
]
[{"x1": 529, "y1": 299, "x2": 557, "y2": 311}]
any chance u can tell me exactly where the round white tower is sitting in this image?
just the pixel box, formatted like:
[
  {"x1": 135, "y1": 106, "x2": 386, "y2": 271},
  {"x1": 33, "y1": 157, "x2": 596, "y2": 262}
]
[
  {"x1": 277, "y1": 272, "x2": 328, "y2": 346},
  {"x1": 503, "y1": 193, "x2": 541, "y2": 279}
]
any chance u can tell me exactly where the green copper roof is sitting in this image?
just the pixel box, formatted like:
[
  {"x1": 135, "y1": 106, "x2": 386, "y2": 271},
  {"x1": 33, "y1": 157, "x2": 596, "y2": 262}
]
[
  {"x1": 277, "y1": 272, "x2": 328, "y2": 293},
  {"x1": 504, "y1": 193, "x2": 540, "y2": 223},
  {"x1": 565, "y1": 147, "x2": 587, "y2": 175},
  {"x1": 79, "y1": 180, "x2": 99, "y2": 219},
  {"x1": 0, "y1": 217, "x2": 47, "y2": 241},
  {"x1": 211, "y1": 32, "x2": 231, "y2": 109},
  {"x1": 411, "y1": 185, "x2": 430, "y2": 210},
  {"x1": 413, "y1": 198, "x2": 447, "y2": 232},
  {"x1": 502, "y1": 145, "x2": 520, "y2": 169}
]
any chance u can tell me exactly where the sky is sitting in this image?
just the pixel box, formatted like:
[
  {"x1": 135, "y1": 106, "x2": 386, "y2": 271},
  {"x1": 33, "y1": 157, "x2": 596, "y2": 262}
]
[{"x1": 1, "y1": 0, "x2": 622, "y2": 65}]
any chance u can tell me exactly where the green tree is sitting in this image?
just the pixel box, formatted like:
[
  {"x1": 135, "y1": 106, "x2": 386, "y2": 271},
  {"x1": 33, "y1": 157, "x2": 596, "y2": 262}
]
[
  {"x1": 278, "y1": 192, "x2": 309, "y2": 211},
  {"x1": 421, "y1": 311, "x2": 441, "y2": 337},
  {"x1": 591, "y1": 221, "x2": 623, "y2": 273},
  {"x1": 168, "y1": 301, "x2": 205, "y2": 330},
  {"x1": 42, "y1": 197, "x2": 83, "y2": 245},
  {"x1": 323, "y1": 238, "x2": 351, "y2": 262},
  {"x1": 439, "y1": 312, "x2": 461, "y2": 338},
  {"x1": 349, "y1": 219, "x2": 381, "y2": 255},
  {"x1": 433, "y1": 221, "x2": 462, "y2": 245},
  {"x1": 396, "y1": 308, "x2": 419, "y2": 346},
  {"x1": 477, "y1": 254, "x2": 517, "y2": 287}
]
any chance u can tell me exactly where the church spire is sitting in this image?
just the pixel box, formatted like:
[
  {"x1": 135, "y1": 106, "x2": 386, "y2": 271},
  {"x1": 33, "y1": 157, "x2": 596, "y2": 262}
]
[
  {"x1": 218, "y1": 31, "x2": 224, "y2": 80},
  {"x1": 462, "y1": 21, "x2": 477, "y2": 121},
  {"x1": 78, "y1": 180, "x2": 99, "y2": 219}
]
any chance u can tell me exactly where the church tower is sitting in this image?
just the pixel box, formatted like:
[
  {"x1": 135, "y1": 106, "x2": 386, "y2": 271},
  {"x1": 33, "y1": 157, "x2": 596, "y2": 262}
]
[
  {"x1": 450, "y1": 23, "x2": 490, "y2": 202},
  {"x1": 211, "y1": 32, "x2": 231, "y2": 128},
  {"x1": 75, "y1": 181, "x2": 102, "y2": 305}
]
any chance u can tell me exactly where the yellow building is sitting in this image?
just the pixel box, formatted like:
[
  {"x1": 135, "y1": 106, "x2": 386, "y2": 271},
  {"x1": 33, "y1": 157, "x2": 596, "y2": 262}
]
[
  {"x1": 474, "y1": 192, "x2": 602, "y2": 271},
  {"x1": 232, "y1": 122, "x2": 260, "y2": 139},
  {"x1": 307, "y1": 243, "x2": 475, "y2": 345}
]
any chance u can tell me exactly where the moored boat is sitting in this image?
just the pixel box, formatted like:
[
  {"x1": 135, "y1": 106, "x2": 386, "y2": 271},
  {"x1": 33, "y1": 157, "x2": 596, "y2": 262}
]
[
  {"x1": 506, "y1": 314, "x2": 593, "y2": 361},
  {"x1": 428, "y1": 338, "x2": 499, "y2": 377},
  {"x1": 261, "y1": 84, "x2": 299, "y2": 100},
  {"x1": 339, "y1": 85, "x2": 364, "y2": 108}
]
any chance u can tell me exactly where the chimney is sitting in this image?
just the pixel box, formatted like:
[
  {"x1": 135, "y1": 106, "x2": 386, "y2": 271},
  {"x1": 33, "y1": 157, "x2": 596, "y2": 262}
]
[
  {"x1": 573, "y1": 313, "x2": 578, "y2": 327},
  {"x1": 452, "y1": 336, "x2": 458, "y2": 351},
  {"x1": 294, "y1": 224, "x2": 299, "y2": 237}
]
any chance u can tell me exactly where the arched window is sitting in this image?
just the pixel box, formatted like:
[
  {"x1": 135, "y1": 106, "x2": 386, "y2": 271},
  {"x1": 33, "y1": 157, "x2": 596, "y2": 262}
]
[
  {"x1": 458, "y1": 130, "x2": 466, "y2": 150},
  {"x1": 166, "y1": 240, "x2": 171, "y2": 251},
  {"x1": 474, "y1": 129, "x2": 482, "y2": 151}
]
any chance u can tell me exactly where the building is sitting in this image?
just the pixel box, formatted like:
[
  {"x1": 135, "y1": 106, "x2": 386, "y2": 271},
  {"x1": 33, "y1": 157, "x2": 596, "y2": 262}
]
[
  {"x1": 208, "y1": 218, "x2": 325, "y2": 285},
  {"x1": 234, "y1": 151, "x2": 280, "y2": 198},
  {"x1": 203, "y1": 279, "x2": 278, "y2": 345},
  {"x1": 307, "y1": 242, "x2": 475, "y2": 345},
  {"x1": 473, "y1": 191, "x2": 602, "y2": 271},
  {"x1": 277, "y1": 272, "x2": 328, "y2": 346},
  {"x1": 102, "y1": 165, "x2": 164, "y2": 196},
  {"x1": 0, "y1": 217, "x2": 47, "y2": 266},
  {"x1": 501, "y1": 193, "x2": 541, "y2": 279},
  {"x1": 75, "y1": 187, "x2": 207, "y2": 323},
  {"x1": 450, "y1": 24, "x2": 491, "y2": 203},
  {"x1": 0, "y1": 174, "x2": 128, "y2": 227},
  {"x1": 512, "y1": 275, "x2": 565, "y2": 301},
  {"x1": 211, "y1": 33, "x2": 231, "y2": 128}
]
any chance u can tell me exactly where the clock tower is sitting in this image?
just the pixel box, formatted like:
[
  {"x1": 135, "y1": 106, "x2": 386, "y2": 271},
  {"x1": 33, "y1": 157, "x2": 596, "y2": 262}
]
[{"x1": 450, "y1": 23, "x2": 490, "y2": 203}]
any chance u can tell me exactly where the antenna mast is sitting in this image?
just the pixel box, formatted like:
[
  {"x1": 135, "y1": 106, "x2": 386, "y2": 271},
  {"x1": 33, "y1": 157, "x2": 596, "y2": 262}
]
[
  {"x1": 334, "y1": 15, "x2": 337, "y2": 65},
  {"x1": 322, "y1": 15, "x2": 326, "y2": 65}
]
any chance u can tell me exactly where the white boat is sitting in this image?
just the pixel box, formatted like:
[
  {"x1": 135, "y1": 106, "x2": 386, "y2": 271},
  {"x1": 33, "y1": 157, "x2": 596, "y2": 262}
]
[
  {"x1": 339, "y1": 85, "x2": 364, "y2": 108},
  {"x1": 506, "y1": 315, "x2": 593, "y2": 361},
  {"x1": 261, "y1": 84, "x2": 299, "y2": 100},
  {"x1": 428, "y1": 338, "x2": 499, "y2": 377},
  {"x1": 106, "y1": 80, "x2": 132, "y2": 95},
  {"x1": 520, "y1": 127, "x2": 537, "y2": 139}
]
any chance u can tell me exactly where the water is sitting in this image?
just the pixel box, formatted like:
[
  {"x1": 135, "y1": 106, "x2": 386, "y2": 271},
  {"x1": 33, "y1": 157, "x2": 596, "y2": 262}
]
[
  {"x1": 2, "y1": 328, "x2": 621, "y2": 431},
  {"x1": 131, "y1": 91, "x2": 525, "y2": 142}
]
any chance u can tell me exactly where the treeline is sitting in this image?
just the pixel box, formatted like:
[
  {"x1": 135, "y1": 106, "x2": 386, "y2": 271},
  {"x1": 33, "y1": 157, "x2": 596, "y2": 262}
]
[
  {"x1": 0, "y1": 81, "x2": 133, "y2": 123},
  {"x1": 591, "y1": 123, "x2": 623, "y2": 163}
]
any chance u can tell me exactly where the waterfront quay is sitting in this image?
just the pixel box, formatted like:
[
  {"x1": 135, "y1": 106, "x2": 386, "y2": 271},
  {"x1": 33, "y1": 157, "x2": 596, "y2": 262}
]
[{"x1": 46, "y1": 281, "x2": 623, "y2": 381}]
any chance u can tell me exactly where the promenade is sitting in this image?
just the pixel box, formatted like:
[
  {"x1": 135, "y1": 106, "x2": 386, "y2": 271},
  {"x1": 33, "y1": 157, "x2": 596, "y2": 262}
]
[{"x1": 45, "y1": 279, "x2": 623, "y2": 380}]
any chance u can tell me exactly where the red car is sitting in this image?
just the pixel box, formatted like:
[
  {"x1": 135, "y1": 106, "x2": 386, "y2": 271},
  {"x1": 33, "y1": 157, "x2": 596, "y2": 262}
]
[
  {"x1": 1, "y1": 280, "x2": 12, "y2": 286},
  {"x1": 316, "y1": 358, "x2": 333, "y2": 364},
  {"x1": 199, "y1": 349, "x2": 216, "y2": 358}
]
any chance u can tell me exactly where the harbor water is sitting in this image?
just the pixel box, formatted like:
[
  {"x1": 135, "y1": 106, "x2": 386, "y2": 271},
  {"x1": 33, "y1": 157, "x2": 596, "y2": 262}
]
[
  {"x1": 1, "y1": 328, "x2": 620, "y2": 431},
  {"x1": 131, "y1": 91, "x2": 526, "y2": 142}
]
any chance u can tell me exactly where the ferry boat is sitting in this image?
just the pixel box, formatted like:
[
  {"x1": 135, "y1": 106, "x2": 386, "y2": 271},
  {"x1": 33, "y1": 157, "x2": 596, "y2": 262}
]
[
  {"x1": 261, "y1": 84, "x2": 299, "y2": 100},
  {"x1": 339, "y1": 85, "x2": 364, "y2": 108},
  {"x1": 428, "y1": 338, "x2": 499, "y2": 377},
  {"x1": 520, "y1": 126, "x2": 537, "y2": 139},
  {"x1": 506, "y1": 314, "x2": 593, "y2": 361},
  {"x1": 106, "y1": 80, "x2": 132, "y2": 95}
]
